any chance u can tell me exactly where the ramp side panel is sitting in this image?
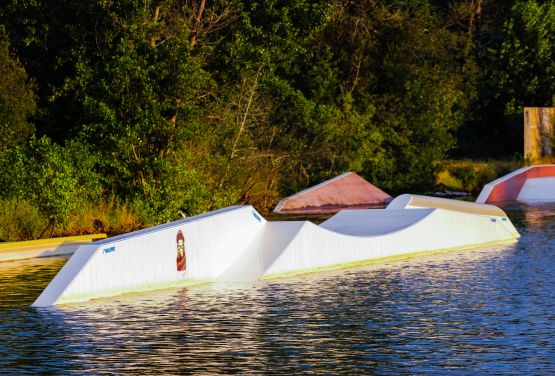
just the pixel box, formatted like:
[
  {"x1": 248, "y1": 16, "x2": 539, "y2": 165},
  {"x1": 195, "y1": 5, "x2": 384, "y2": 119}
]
[
  {"x1": 476, "y1": 166, "x2": 531, "y2": 204},
  {"x1": 34, "y1": 206, "x2": 266, "y2": 306},
  {"x1": 32, "y1": 244, "x2": 98, "y2": 306},
  {"x1": 262, "y1": 209, "x2": 517, "y2": 278},
  {"x1": 217, "y1": 221, "x2": 305, "y2": 282}
]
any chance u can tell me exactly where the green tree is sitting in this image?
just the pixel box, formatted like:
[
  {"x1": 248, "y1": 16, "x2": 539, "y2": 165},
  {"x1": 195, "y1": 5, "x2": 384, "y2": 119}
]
[
  {"x1": 319, "y1": 0, "x2": 468, "y2": 191},
  {"x1": 0, "y1": 136, "x2": 81, "y2": 233},
  {"x1": 78, "y1": 2, "x2": 225, "y2": 220},
  {"x1": 0, "y1": 0, "x2": 511, "y2": 224},
  {"x1": 495, "y1": 0, "x2": 555, "y2": 112},
  {"x1": 207, "y1": 0, "x2": 342, "y2": 198},
  {"x1": 0, "y1": 27, "x2": 35, "y2": 153},
  {"x1": 453, "y1": 0, "x2": 555, "y2": 158}
]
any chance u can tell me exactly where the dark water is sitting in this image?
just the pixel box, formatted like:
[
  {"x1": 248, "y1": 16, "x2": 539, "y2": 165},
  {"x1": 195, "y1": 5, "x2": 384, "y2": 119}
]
[{"x1": 1, "y1": 205, "x2": 555, "y2": 374}]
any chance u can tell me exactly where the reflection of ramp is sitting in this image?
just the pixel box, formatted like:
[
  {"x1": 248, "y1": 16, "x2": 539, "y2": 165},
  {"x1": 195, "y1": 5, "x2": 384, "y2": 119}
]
[
  {"x1": 33, "y1": 195, "x2": 520, "y2": 306},
  {"x1": 477, "y1": 165, "x2": 555, "y2": 204}
]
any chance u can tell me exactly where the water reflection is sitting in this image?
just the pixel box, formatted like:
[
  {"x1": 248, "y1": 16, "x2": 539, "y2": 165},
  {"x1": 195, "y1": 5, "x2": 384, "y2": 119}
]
[
  {"x1": 0, "y1": 256, "x2": 66, "y2": 308},
  {"x1": 1, "y1": 205, "x2": 555, "y2": 373}
]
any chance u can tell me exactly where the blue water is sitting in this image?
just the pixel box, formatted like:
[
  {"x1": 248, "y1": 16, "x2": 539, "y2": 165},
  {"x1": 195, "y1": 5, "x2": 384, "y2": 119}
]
[{"x1": 1, "y1": 204, "x2": 554, "y2": 374}]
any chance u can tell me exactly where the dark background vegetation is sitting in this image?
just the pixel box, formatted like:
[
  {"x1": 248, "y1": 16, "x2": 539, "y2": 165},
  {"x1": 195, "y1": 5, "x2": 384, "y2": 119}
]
[{"x1": 1, "y1": 0, "x2": 555, "y2": 239}]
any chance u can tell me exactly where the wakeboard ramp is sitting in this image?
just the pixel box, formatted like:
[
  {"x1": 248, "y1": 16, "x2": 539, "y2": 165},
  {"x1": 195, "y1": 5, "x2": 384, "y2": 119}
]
[
  {"x1": 33, "y1": 195, "x2": 519, "y2": 306},
  {"x1": 477, "y1": 165, "x2": 555, "y2": 204}
]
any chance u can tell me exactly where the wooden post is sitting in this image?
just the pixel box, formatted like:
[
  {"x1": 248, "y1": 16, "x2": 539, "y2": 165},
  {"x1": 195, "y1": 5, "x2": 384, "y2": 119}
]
[{"x1": 524, "y1": 107, "x2": 554, "y2": 161}]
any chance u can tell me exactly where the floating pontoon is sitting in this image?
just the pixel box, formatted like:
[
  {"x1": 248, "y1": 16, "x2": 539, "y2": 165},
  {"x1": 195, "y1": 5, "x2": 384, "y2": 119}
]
[
  {"x1": 273, "y1": 172, "x2": 392, "y2": 214},
  {"x1": 476, "y1": 165, "x2": 555, "y2": 204},
  {"x1": 33, "y1": 195, "x2": 519, "y2": 307}
]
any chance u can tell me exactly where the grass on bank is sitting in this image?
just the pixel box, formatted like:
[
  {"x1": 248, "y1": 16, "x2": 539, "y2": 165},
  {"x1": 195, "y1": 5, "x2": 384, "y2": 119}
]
[
  {"x1": 0, "y1": 198, "x2": 142, "y2": 242},
  {"x1": 437, "y1": 159, "x2": 523, "y2": 196},
  {"x1": 437, "y1": 157, "x2": 555, "y2": 196}
]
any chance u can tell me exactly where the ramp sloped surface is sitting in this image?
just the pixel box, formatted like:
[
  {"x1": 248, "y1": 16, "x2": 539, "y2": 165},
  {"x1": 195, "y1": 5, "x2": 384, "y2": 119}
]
[
  {"x1": 218, "y1": 221, "x2": 306, "y2": 282},
  {"x1": 262, "y1": 207, "x2": 518, "y2": 279},
  {"x1": 517, "y1": 177, "x2": 555, "y2": 203},
  {"x1": 320, "y1": 209, "x2": 433, "y2": 236},
  {"x1": 273, "y1": 172, "x2": 392, "y2": 214}
]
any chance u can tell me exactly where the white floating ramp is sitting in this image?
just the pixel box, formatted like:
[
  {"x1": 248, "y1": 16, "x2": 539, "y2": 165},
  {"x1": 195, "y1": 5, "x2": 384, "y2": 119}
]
[
  {"x1": 273, "y1": 172, "x2": 392, "y2": 214},
  {"x1": 33, "y1": 195, "x2": 519, "y2": 306},
  {"x1": 476, "y1": 165, "x2": 555, "y2": 204}
]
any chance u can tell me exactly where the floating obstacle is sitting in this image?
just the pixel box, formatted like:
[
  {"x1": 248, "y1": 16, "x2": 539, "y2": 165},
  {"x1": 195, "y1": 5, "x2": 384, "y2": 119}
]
[
  {"x1": 0, "y1": 234, "x2": 107, "y2": 262},
  {"x1": 273, "y1": 172, "x2": 392, "y2": 214},
  {"x1": 33, "y1": 195, "x2": 519, "y2": 306},
  {"x1": 476, "y1": 165, "x2": 555, "y2": 204}
]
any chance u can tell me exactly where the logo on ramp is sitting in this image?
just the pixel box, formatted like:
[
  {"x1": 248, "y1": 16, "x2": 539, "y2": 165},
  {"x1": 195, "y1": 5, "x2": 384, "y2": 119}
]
[
  {"x1": 103, "y1": 246, "x2": 116, "y2": 254},
  {"x1": 252, "y1": 211, "x2": 262, "y2": 222}
]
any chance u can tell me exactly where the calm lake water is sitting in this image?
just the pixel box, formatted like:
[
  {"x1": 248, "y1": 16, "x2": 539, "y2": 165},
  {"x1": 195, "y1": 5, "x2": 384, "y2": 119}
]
[{"x1": 1, "y1": 204, "x2": 555, "y2": 374}]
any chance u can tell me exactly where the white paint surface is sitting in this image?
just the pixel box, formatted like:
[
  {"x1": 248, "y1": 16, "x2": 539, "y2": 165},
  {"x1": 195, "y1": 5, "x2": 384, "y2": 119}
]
[{"x1": 517, "y1": 177, "x2": 555, "y2": 204}]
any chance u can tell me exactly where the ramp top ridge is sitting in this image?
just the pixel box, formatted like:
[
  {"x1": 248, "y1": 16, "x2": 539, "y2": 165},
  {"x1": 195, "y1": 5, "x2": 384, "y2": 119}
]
[
  {"x1": 94, "y1": 205, "x2": 253, "y2": 245},
  {"x1": 388, "y1": 194, "x2": 507, "y2": 217}
]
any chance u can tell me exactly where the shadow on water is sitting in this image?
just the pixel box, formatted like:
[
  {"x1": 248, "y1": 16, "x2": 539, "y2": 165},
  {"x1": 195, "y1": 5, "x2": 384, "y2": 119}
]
[{"x1": 1, "y1": 204, "x2": 555, "y2": 373}]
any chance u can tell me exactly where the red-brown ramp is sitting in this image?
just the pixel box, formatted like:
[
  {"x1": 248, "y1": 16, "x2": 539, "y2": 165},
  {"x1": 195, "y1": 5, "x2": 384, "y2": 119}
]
[{"x1": 273, "y1": 172, "x2": 392, "y2": 214}]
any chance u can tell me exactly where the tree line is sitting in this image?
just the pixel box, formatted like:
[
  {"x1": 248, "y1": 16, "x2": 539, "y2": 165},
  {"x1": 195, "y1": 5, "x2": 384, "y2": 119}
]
[{"x1": 1, "y1": 0, "x2": 555, "y2": 235}]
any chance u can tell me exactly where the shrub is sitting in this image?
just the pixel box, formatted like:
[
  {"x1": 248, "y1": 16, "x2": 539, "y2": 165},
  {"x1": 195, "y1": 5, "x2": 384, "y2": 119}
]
[
  {"x1": 450, "y1": 165, "x2": 478, "y2": 192},
  {"x1": 0, "y1": 136, "x2": 103, "y2": 231},
  {"x1": 0, "y1": 198, "x2": 47, "y2": 241},
  {"x1": 61, "y1": 198, "x2": 142, "y2": 236}
]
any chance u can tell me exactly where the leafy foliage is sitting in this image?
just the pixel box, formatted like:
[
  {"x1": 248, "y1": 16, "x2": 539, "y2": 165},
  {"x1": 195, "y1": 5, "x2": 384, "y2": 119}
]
[
  {"x1": 1, "y1": 0, "x2": 555, "y2": 237},
  {"x1": 0, "y1": 27, "x2": 35, "y2": 153},
  {"x1": 0, "y1": 136, "x2": 101, "y2": 227},
  {"x1": 495, "y1": 1, "x2": 555, "y2": 112}
]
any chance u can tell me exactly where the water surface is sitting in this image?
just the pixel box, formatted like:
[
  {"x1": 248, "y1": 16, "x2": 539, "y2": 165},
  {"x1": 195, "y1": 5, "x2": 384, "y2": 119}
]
[{"x1": 1, "y1": 204, "x2": 554, "y2": 374}]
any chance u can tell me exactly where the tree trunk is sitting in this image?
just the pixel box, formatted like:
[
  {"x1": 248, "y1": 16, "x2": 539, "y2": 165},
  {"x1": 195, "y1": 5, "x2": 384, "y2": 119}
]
[{"x1": 190, "y1": 0, "x2": 206, "y2": 47}]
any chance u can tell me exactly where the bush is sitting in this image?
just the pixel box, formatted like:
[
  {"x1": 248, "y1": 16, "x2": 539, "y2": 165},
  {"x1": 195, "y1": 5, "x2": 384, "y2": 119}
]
[
  {"x1": 61, "y1": 198, "x2": 142, "y2": 236},
  {"x1": 440, "y1": 160, "x2": 516, "y2": 196},
  {"x1": 450, "y1": 166, "x2": 478, "y2": 192},
  {"x1": 0, "y1": 136, "x2": 103, "y2": 230},
  {"x1": 0, "y1": 196, "x2": 146, "y2": 241},
  {"x1": 0, "y1": 198, "x2": 47, "y2": 241}
]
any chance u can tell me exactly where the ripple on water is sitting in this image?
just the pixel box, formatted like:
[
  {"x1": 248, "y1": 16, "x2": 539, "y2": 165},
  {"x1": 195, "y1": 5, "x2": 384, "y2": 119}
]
[{"x1": 1, "y1": 205, "x2": 555, "y2": 374}]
